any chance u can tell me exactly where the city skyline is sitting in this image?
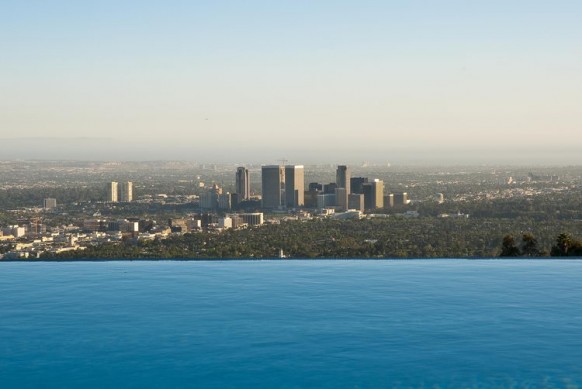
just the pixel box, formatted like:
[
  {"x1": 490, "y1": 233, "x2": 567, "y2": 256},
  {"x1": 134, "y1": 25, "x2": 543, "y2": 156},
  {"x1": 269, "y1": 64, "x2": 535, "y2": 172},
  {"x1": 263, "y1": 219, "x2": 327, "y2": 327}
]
[{"x1": 1, "y1": 1, "x2": 581, "y2": 164}]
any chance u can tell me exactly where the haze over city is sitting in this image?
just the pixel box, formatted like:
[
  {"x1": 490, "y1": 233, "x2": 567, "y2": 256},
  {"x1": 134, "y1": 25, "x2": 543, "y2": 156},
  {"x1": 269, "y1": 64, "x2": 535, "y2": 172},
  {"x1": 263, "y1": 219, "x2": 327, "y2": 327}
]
[{"x1": 1, "y1": 1, "x2": 581, "y2": 163}]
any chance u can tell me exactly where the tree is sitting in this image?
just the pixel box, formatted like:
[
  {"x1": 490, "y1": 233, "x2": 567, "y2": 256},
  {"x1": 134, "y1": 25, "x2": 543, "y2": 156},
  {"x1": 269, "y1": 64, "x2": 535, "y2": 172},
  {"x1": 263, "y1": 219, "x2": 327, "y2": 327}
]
[
  {"x1": 520, "y1": 233, "x2": 540, "y2": 257},
  {"x1": 551, "y1": 233, "x2": 572, "y2": 256},
  {"x1": 500, "y1": 235, "x2": 520, "y2": 257}
]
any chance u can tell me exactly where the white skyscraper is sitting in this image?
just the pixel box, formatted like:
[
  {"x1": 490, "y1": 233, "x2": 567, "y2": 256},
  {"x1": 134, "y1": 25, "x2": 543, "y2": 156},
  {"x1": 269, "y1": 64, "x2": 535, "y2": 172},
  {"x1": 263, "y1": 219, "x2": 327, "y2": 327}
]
[
  {"x1": 285, "y1": 165, "x2": 304, "y2": 208},
  {"x1": 120, "y1": 182, "x2": 133, "y2": 202},
  {"x1": 107, "y1": 182, "x2": 118, "y2": 203}
]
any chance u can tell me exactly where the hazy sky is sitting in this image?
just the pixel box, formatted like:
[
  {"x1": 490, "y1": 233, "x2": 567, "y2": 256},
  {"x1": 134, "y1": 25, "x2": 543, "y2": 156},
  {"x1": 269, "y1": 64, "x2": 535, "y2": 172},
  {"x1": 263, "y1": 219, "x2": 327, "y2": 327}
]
[{"x1": 1, "y1": 1, "x2": 581, "y2": 162}]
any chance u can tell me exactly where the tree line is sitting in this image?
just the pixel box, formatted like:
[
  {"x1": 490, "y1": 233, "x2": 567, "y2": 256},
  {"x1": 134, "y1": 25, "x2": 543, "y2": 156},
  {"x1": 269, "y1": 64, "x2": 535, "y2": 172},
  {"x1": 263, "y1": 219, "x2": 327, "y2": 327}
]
[
  {"x1": 37, "y1": 218, "x2": 582, "y2": 260},
  {"x1": 500, "y1": 233, "x2": 582, "y2": 257}
]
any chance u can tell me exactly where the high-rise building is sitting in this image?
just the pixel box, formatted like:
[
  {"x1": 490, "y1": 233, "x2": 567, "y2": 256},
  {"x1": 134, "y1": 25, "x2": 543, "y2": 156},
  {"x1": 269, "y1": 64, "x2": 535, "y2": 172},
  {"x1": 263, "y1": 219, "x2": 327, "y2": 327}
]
[
  {"x1": 384, "y1": 194, "x2": 394, "y2": 208},
  {"x1": 350, "y1": 177, "x2": 368, "y2": 194},
  {"x1": 235, "y1": 167, "x2": 250, "y2": 201},
  {"x1": 218, "y1": 193, "x2": 232, "y2": 210},
  {"x1": 304, "y1": 190, "x2": 319, "y2": 208},
  {"x1": 335, "y1": 188, "x2": 348, "y2": 211},
  {"x1": 43, "y1": 198, "x2": 57, "y2": 209},
  {"x1": 317, "y1": 193, "x2": 336, "y2": 209},
  {"x1": 348, "y1": 193, "x2": 365, "y2": 212},
  {"x1": 120, "y1": 182, "x2": 133, "y2": 202},
  {"x1": 285, "y1": 165, "x2": 304, "y2": 208},
  {"x1": 261, "y1": 165, "x2": 285, "y2": 209},
  {"x1": 336, "y1": 165, "x2": 351, "y2": 194},
  {"x1": 363, "y1": 179, "x2": 384, "y2": 209},
  {"x1": 107, "y1": 182, "x2": 118, "y2": 202},
  {"x1": 336, "y1": 165, "x2": 350, "y2": 209},
  {"x1": 393, "y1": 192, "x2": 410, "y2": 206},
  {"x1": 200, "y1": 184, "x2": 222, "y2": 209}
]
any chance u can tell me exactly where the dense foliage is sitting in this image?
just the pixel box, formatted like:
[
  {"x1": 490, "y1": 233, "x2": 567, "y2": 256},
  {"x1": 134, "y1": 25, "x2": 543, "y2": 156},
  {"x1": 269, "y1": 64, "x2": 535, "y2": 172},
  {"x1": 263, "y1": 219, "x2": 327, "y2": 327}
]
[
  {"x1": 500, "y1": 232, "x2": 582, "y2": 257},
  {"x1": 41, "y1": 218, "x2": 582, "y2": 260}
]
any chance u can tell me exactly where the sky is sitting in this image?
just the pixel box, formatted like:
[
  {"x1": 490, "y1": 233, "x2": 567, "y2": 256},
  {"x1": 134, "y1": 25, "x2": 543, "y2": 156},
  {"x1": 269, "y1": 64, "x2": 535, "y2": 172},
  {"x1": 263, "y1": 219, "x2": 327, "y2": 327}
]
[{"x1": 1, "y1": 1, "x2": 581, "y2": 163}]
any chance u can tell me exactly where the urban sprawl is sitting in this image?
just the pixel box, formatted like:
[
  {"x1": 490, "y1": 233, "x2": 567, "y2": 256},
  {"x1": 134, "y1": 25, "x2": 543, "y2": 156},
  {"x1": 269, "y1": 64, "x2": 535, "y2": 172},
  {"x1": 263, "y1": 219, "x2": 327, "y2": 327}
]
[
  {"x1": 1, "y1": 164, "x2": 430, "y2": 259},
  {"x1": 0, "y1": 161, "x2": 579, "y2": 259}
]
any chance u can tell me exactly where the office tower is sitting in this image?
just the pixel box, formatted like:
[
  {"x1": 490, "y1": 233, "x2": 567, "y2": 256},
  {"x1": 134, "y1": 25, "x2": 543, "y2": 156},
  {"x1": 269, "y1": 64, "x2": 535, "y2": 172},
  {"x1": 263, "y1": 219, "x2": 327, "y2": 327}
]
[
  {"x1": 262, "y1": 165, "x2": 285, "y2": 209},
  {"x1": 348, "y1": 193, "x2": 365, "y2": 212},
  {"x1": 350, "y1": 177, "x2": 368, "y2": 194},
  {"x1": 384, "y1": 193, "x2": 394, "y2": 208},
  {"x1": 336, "y1": 165, "x2": 351, "y2": 194},
  {"x1": 393, "y1": 192, "x2": 409, "y2": 206},
  {"x1": 231, "y1": 193, "x2": 240, "y2": 208},
  {"x1": 120, "y1": 181, "x2": 133, "y2": 202},
  {"x1": 335, "y1": 188, "x2": 348, "y2": 211},
  {"x1": 285, "y1": 165, "x2": 304, "y2": 208},
  {"x1": 43, "y1": 198, "x2": 57, "y2": 209},
  {"x1": 200, "y1": 184, "x2": 222, "y2": 210},
  {"x1": 317, "y1": 193, "x2": 336, "y2": 209},
  {"x1": 336, "y1": 166, "x2": 350, "y2": 208},
  {"x1": 199, "y1": 191, "x2": 215, "y2": 209},
  {"x1": 304, "y1": 190, "x2": 318, "y2": 208},
  {"x1": 362, "y1": 179, "x2": 384, "y2": 209},
  {"x1": 218, "y1": 193, "x2": 232, "y2": 210},
  {"x1": 235, "y1": 167, "x2": 250, "y2": 201},
  {"x1": 107, "y1": 182, "x2": 118, "y2": 202}
]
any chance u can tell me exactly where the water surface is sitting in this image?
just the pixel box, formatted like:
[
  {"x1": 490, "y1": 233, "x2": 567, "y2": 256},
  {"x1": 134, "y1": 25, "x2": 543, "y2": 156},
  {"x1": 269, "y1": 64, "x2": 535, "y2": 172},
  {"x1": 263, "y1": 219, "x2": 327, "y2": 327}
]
[{"x1": 1, "y1": 260, "x2": 582, "y2": 388}]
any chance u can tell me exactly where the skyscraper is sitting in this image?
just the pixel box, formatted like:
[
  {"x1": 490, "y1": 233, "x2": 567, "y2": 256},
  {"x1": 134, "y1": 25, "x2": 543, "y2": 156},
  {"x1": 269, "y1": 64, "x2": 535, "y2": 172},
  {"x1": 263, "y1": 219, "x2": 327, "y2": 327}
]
[
  {"x1": 393, "y1": 192, "x2": 410, "y2": 206},
  {"x1": 120, "y1": 181, "x2": 133, "y2": 202},
  {"x1": 285, "y1": 165, "x2": 305, "y2": 208},
  {"x1": 336, "y1": 165, "x2": 350, "y2": 209},
  {"x1": 384, "y1": 193, "x2": 394, "y2": 208},
  {"x1": 350, "y1": 177, "x2": 368, "y2": 194},
  {"x1": 335, "y1": 187, "x2": 348, "y2": 211},
  {"x1": 261, "y1": 165, "x2": 285, "y2": 209},
  {"x1": 336, "y1": 165, "x2": 351, "y2": 194},
  {"x1": 218, "y1": 193, "x2": 232, "y2": 210},
  {"x1": 285, "y1": 165, "x2": 304, "y2": 208},
  {"x1": 362, "y1": 179, "x2": 384, "y2": 209},
  {"x1": 107, "y1": 182, "x2": 118, "y2": 203},
  {"x1": 235, "y1": 167, "x2": 250, "y2": 201},
  {"x1": 200, "y1": 184, "x2": 222, "y2": 210},
  {"x1": 348, "y1": 193, "x2": 365, "y2": 212}
]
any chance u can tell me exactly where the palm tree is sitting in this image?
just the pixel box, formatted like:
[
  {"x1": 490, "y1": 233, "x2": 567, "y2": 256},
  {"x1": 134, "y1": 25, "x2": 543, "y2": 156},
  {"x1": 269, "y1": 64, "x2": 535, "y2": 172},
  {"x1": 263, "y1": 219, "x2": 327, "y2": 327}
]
[{"x1": 551, "y1": 233, "x2": 572, "y2": 256}]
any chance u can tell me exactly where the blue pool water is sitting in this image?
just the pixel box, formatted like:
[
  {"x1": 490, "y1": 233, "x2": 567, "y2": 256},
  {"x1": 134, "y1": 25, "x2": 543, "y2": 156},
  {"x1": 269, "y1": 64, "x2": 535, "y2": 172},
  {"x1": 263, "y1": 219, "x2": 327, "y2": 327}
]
[{"x1": 1, "y1": 259, "x2": 582, "y2": 388}]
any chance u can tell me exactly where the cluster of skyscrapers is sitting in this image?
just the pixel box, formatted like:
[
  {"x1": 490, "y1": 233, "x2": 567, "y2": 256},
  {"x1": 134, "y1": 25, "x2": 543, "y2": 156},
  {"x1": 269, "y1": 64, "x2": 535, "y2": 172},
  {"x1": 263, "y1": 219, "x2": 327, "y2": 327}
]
[
  {"x1": 260, "y1": 165, "x2": 305, "y2": 209},
  {"x1": 178, "y1": 164, "x2": 408, "y2": 212},
  {"x1": 107, "y1": 181, "x2": 133, "y2": 203},
  {"x1": 256, "y1": 165, "x2": 407, "y2": 212}
]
